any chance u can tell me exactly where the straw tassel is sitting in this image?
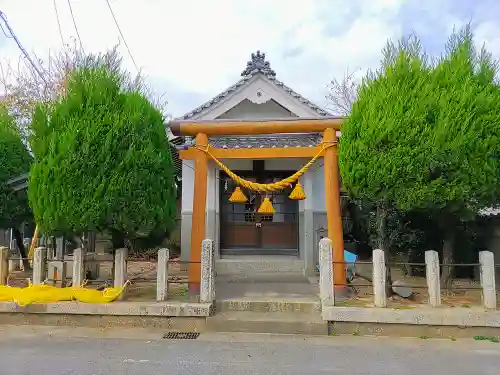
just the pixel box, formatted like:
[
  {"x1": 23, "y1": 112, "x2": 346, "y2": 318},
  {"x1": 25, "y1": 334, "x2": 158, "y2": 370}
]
[
  {"x1": 257, "y1": 197, "x2": 275, "y2": 214},
  {"x1": 289, "y1": 181, "x2": 306, "y2": 200},
  {"x1": 229, "y1": 186, "x2": 248, "y2": 203}
]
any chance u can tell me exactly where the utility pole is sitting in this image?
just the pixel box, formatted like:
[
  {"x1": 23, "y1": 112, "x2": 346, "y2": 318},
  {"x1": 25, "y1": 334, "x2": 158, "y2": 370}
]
[{"x1": 0, "y1": 10, "x2": 47, "y2": 83}]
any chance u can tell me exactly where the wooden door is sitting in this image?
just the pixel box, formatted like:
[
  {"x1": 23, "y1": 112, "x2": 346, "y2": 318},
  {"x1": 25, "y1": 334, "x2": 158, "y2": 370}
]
[
  {"x1": 220, "y1": 174, "x2": 299, "y2": 254},
  {"x1": 220, "y1": 176, "x2": 261, "y2": 249},
  {"x1": 258, "y1": 180, "x2": 299, "y2": 251}
]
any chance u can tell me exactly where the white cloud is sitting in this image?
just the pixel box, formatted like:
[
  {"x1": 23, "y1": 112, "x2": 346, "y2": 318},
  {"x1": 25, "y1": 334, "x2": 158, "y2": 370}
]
[{"x1": 0, "y1": 0, "x2": 498, "y2": 116}]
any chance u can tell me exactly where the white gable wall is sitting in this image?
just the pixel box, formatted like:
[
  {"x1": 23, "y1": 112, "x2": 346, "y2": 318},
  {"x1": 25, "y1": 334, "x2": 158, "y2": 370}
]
[
  {"x1": 217, "y1": 99, "x2": 295, "y2": 120},
  {"x1": 187, "y1": 74, "x2": 321, "y2": 121}
]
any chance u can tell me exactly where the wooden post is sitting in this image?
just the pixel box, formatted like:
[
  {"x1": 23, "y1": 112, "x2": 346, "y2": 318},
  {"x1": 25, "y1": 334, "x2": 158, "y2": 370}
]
[
  {"x1": 188, "y1": 133, "x2": 209, "y2": 294},
  {"x1": 322, "y1": 128, "x2": 346, "y2": 287}
]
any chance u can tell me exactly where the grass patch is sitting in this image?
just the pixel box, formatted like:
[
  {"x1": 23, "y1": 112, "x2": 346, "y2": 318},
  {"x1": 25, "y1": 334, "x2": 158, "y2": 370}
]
[
  {"x1": 474, "y1": 336, "x2": 500, "y2": 343},
  {"x1": 391, "y1": 305, "x2": 416, "y2": 310}
]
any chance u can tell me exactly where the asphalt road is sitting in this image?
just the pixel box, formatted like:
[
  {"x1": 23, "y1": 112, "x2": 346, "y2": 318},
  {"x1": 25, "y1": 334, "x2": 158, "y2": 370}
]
[{"x1": 0, "y1": 326, "x2": 499, "y2": 375}]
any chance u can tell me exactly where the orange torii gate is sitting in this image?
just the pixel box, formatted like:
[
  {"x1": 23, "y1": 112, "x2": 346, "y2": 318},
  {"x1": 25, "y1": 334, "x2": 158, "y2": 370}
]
[{"x1": 170, "y1": 117, "x2": 346, "y2": 293}]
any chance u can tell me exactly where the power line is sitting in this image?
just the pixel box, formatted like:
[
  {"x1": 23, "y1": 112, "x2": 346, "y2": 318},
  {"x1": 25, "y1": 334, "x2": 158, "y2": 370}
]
[
  {"x1": 66, "y1": 0, "x2": 84, "y2": 53},
  {"x1": 104, "y1": 0, "x2": 139, "y2": 73},
  {"x1": 54, "y1": 0, "x2": 65, "y2": 46},
  {"x1": 0, "y1": 10, "x2": 47, "y2": 84},
  {"x1": 0, "y1": 21, "x2": 11, "y2": 38}
]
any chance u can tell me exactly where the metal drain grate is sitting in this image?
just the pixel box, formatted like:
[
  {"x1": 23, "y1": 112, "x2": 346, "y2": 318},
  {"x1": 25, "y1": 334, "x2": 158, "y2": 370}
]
[{"x1": 163, "y1": 332, "x2": 200, "y2": 340}]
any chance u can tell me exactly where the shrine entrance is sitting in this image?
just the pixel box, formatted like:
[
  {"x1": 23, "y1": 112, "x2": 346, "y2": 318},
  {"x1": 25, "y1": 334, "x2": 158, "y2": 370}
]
[
  {"x1": 219, "y1": 170, "x2": 299, "y2": 256},
  {"x1": 171, "y1": 116, "x2": 347, "y2": 292}
]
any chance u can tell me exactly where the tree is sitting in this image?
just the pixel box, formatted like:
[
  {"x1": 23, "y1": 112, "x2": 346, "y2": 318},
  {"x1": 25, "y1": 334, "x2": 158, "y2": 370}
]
[
  {"x1": 0, "y1": 40, "x2": 168, "y2": 140},
  {"x1": 339, "y1": 27, "x2": 500, "y2": 289},
  {"x1": 327, "y1": 62, "x2": 429, "y2": 266},
  {"x1": 326, "y1": 69, "x2": 359, "y2": 116},
  {"x1": 28, "y1": 61, "x2": 177, "y2": 250},
  {"x1": 0, "y1": 105, "x2": 33, "y2": 268}
]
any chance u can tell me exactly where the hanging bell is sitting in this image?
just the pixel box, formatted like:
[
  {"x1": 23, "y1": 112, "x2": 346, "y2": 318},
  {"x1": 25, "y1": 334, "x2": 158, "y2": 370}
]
[
  {"x1": 258, "y1": 197, "x2": 275, "y2": 214},
  {"x1": 289, "y1": 181, "x2": 306, "y2": 200},
  {"x1": 229, "y1": 186, "x2": 248, "y2": 203}
]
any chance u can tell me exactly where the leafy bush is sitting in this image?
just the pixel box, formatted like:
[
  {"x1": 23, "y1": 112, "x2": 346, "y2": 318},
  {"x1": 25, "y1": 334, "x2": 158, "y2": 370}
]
[
  {"x1": 339, "y1": 27, "x2": 500, "y2": 286},
  {"x1": 0, "y1": 106, "x2": 32, "y2": 228},
  {"x1": 29, "y1": 65, "x2": 177, "y2": 247}
]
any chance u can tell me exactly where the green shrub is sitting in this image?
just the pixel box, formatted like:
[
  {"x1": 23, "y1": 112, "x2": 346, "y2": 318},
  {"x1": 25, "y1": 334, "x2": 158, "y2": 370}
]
[
  {"x1": 29, "y1": 65, "x2": 177, "y2": 246},
  {"x1": 0, "y1": 106, "x2": 32, "y2": 228}
]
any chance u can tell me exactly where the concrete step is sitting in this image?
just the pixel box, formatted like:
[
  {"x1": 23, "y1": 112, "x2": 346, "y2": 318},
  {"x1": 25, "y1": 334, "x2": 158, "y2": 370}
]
[
  {"x1": 207, "y1": 311, "x2": 328, "y2": 335},
  {"x1": 216, "y1": 298, "x2": 321, "y2": 313},
  {"x1": 216, "y1": 256, "x2": 304, "y2": 276}
]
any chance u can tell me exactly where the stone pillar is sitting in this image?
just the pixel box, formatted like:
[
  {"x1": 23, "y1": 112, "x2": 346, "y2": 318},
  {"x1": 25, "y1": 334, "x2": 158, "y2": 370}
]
[
  {"x1": 0, "y1": 246, "x2": 9, "y2": 285},
  {"x1": 87, "y1": 231, "x2": 96, "y2": 253},
  {"x1": 479, "y1": 251, "x2": 496, "y2": 309},
  {"x1": 55, "y1": 237, "x2": 65, "y2": 260},
  {"x1": 319, "y1": 238, "x2": 335, "y2": 306},
  {"x1": 8, "y1": 250, "x2": 19, "y2": 273},
  {"x1": 72, "y1": 248, "x2": 86, "y2": 287},
  {"x1": 32, "y1": 247, "x2": 47, "y2": 285},
  {"x1": 425, "y1": 250, "x2": 441, "y2": 307},
  {"x1": 200, "y1": 239, "x2": 215, "y2": 303},
  {"x1": 372, "y1": 249, "x2": 387, "y2": 308},
  {"x1": 157, "y1": 248, "x2": 169, "y2": 301},
  {"x1": 113, "y1": 248, "x2": 128, "y2": 289},
  {"x1": 48, "y1": 260, "x2": 66, "y2": 287}
]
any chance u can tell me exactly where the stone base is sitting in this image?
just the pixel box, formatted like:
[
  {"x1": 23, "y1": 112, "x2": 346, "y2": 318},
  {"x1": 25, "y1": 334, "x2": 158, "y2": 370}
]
[
  {"x1": 329, "y1": 321, "x2": 500, "y2": 339},
  {"x1": 0, "y1": 313, "x2": 208, "y2": 331},
  {"x1": 322, "y1": 306, "x2": 500, "y2": 328},
  {"x1": 207, "y1": 311, "x2": 328, "y2": 335},
  {"x1": 216, "y1": 256, "x2": 304, "y2": 276},
  {"x1": 0, "y1": 301, "x2": 213, "y2": 317}
]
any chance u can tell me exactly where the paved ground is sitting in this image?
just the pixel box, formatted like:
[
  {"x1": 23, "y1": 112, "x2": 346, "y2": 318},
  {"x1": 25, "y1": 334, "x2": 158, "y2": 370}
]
[
  {"x1": 0, "y1": 325, "x2": 499, "y2": 374},
  {"x1": 215, "y1": 273, "x2": 320, "y2": 300}
]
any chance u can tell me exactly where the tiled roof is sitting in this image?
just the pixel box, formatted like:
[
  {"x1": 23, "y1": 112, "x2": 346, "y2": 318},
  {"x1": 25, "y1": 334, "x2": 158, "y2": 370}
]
[
  {"x1": 209, "y1": 134, "x2": 322, "y2": 149},
  {"x1": 169, "y1": 136, "x2": 184, "y2": 177},
  {"x1": 180, "y1": 51, "x2": 331, "y2": 120}
]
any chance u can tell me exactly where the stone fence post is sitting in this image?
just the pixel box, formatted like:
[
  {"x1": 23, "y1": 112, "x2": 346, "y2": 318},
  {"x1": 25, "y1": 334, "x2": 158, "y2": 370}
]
[
  {"x1": 479, "y1": 251, "x2": 496, "y2": 309},
  {"x1": 72, "y1": 248, "x2": 86, "y2": 287},
  {"x1": 200, "y1": 239, "x2": 215, "y2": 303},
  {"x1": 157, "y1": 248, "x2": 169, "y2": 301},
  {"x1": 0, "y1": 246, "x2": 9, "y2": 285},
  {"x1": 425, "y1": 250, "x2": 441, "y2": 307},
  {"x1": 32, "y1": 247, "x2": 47, "y2": 285},
  {"x1": 372, "y1": 249, "x2": 387, "y2": 307},
  {"x1": 113, "y1": 247, "x2": 128, "y2": 288},
  {"x1": 318, "y1": 238, "x2": 335, "y2": 306}
]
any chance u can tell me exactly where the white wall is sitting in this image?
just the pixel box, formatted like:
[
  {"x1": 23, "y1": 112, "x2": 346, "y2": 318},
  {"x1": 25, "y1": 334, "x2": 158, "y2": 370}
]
[
  {"x1": 181, "y1": 160, "x2": 195, "y2": 213},
  {"x1": 311, "y1": 165, "x2": 326, "y2": 212},
  {"x1": 217, "y1": 99, "x2": 295, "y2": 120}
]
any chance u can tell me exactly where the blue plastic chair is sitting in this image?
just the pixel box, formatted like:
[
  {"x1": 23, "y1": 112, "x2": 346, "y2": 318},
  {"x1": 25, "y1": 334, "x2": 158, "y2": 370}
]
[
  {"x1": 344, "y1": 250, "x2": 358, "y2": 283},
  {"x1": 315, "y1": 250, "x2": 358, "y2": 283}
]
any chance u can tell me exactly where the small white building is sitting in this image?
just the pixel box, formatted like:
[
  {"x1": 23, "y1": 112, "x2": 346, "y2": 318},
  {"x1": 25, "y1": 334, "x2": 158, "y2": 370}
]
[{"x1": 178, "y1": 51, "x2": 335, "y2": 276}]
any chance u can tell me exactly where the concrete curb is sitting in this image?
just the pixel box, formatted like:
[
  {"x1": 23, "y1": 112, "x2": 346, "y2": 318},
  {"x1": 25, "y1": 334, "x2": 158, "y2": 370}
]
[
  {"x1": 0, "y1": 301, "x2": 213, "y2": 317},
  {"x1": 322, "y1": 306, "x2": 500, "y2": 327}
]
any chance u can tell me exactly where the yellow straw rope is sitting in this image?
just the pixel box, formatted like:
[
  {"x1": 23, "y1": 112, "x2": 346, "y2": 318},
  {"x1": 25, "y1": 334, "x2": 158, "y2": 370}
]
[{"x1": 196, "y1": 142, "x2": 333, "y2": 193}]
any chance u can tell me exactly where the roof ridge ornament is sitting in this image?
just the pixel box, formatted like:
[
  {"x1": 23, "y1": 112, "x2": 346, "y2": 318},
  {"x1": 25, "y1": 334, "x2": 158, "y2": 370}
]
[{"x1": 241, "y1": 50, "x2": 276, "y2": 77}]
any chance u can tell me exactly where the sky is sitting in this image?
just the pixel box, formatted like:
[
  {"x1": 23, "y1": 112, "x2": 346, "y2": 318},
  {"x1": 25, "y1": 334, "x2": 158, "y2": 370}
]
[{"x1": 0, "y1": 0, "x2": 499, "y2": 118}]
